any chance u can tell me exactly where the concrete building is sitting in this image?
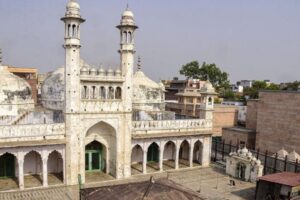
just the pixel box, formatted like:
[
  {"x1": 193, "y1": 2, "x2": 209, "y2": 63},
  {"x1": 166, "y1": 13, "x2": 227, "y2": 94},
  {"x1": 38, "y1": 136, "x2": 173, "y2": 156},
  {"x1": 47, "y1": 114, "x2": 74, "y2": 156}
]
[{"x1": 0, "y1": 1, "x2": 215, "y2": 191}]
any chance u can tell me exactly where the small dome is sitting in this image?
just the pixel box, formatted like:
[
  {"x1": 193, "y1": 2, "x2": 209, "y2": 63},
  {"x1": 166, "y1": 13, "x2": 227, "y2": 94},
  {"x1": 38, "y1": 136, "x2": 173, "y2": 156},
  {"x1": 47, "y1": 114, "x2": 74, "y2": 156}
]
[
  {"x1": 201, "y1": 80, "x2": 216, "y2": 93},
  {"x1": 80, "y1": 66, "x2": 89, "y2": 75},
  {"x1": 255, "y1": 160, "x2": 261, "y2": 165},
  {"x1": 107, "y1": 69, "x2": 114, "y2": 76},
  {"x1": 90, "y1": 67, "x2": 97, "y2": 75},
  {"x1": 122, "y1": 10, "x2": 134, "y2": 18},
  {"x1": 287, "y1": 150, "x2": 300, "y2": 161},
  {"x1": 115, "y1": 69, "x2": 121, "y2": 76},
  {"x1": 98, "y1": 68, "x2": 105, "y2": 76},
  {"x1": 240, "y1": 147, "x2": 248, "y2": 155},
  {"x1": 67, "y1": 1, "x2": 80, "y2": 9},
  {"x1": 276, "y1": 148, "x2": 289, "y2": 159}
]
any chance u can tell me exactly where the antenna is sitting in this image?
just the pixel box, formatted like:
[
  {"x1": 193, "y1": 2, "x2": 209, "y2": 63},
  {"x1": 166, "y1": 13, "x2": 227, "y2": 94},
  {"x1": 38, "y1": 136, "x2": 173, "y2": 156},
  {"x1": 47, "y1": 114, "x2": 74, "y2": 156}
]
[{"x1": 0, "y1": 48, "x2": 2, "y2": 65}]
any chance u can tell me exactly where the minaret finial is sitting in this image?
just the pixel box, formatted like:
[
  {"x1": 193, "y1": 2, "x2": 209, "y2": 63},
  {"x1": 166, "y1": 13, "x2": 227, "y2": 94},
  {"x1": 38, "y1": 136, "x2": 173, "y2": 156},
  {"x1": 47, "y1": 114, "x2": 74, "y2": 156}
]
[
  {"x1": 137, "y1": 56, "x2": 142, "y2": 71},
  {"x1": 126, "y1": 3, "x2": 129, "y2": 10}
]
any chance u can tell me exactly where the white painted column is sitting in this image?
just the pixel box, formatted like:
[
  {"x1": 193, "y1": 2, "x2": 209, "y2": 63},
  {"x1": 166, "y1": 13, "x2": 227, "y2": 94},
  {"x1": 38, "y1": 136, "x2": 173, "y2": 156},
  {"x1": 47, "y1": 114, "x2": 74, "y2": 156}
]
[
  {"x1": 142, "y1": 150, "x2": 147, "y2": 174},
  {"x1": 175, "y1": 145, "x2": 180, "y2": 169},
  {"x1": 42, "y1": 157, "x2": 48, "y2": 187},
  {"x1": 189, "y1": 143, "x2": 194, "y2": 167},
  {"x1": 18, "y1": 158, "x2": 24, "y2": 190},
  {"x1": 159, "y1": 147, "x2": 164, "y2": 172}
]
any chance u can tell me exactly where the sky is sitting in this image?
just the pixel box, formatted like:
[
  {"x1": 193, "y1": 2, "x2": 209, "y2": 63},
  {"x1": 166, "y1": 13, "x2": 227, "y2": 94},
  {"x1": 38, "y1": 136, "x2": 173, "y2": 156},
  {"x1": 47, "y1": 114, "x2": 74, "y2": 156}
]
[{"x1": 0, "y1": 0, "x2": 299, "y2": 84}]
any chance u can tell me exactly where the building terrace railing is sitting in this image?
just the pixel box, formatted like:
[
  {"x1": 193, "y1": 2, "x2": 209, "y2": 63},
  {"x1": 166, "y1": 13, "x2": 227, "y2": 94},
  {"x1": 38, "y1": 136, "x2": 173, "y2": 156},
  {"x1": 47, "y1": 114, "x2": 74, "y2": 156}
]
[
  {"x1": 132, "y1": 119, "x2": 212, "y2": 131},
  {"x1": 0, "y1": 123, "x2": 65, "y2": 140}
]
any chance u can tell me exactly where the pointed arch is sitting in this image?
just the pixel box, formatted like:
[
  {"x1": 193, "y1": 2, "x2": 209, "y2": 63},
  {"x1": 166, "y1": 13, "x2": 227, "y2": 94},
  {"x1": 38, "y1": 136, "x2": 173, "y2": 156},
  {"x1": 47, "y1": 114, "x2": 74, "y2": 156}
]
[
  {"x1": 47, "y1": 150, "x2": 63, "y2": 185},
  {"x1": 179, "y1": 140, "x2": 190, "y2": 168},
  {"x1": 193, "y1": 140, "x2": 203, "y2": 165}
]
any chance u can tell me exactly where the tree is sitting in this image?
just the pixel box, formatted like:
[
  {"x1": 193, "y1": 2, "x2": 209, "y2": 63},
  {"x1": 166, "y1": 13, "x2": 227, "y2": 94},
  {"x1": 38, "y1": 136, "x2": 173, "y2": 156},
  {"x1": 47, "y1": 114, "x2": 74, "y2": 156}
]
[
  {"x1": 179, "y1": 61, "x2": 230, "y2": 91},
  {"x1": 244, "y1": 81, "x2": 280, "y2": 99}
]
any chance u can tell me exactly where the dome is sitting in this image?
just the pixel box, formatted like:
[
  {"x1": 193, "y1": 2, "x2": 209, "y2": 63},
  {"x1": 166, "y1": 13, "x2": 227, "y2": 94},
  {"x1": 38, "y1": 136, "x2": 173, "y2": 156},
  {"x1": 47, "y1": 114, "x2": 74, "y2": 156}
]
[
  {"x1": 241, "y1": 147, "x2": 249, "y2": 155},
  {"x1": 98, "y1": 68, "x2": 105, "y2": 76},
  {"x1": 67, "y1": 1, "x2": 80, "y2": 9},
  {"x1": 287, "y1": 150, "x2": 300, "y2": 161},
  {"x1": 276, "y1": 148, "x2": 289, "y2": 159},
  {"x1": 80, "y1": 66, "x2": 89, "y2": 75},
  {"x1": 200, "y1": 80, "x2": 216, "y2": 94},
  {"x1": 90, "y1": 67, "x2": 97, "y2": 75},
  {"x1": 122, "y1": 10, "x2": 134, "y2": 18},
  {"x1": 133, "y1": 70, "x2": 160, "y2": 89},
  {"x1": 41, "y1": 67, "x2": 65, "y2": 110},
  {"x1": 0, "y1": 66, "x2": 32, "y2": 104}
]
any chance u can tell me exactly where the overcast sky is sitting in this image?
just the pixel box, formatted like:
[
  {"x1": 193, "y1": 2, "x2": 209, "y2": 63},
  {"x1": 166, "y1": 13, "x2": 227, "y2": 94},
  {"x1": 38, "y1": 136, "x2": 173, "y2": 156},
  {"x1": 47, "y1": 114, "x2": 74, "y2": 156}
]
[{"x1": 0, "y1": 0, "x2": 299, "y2": 83}]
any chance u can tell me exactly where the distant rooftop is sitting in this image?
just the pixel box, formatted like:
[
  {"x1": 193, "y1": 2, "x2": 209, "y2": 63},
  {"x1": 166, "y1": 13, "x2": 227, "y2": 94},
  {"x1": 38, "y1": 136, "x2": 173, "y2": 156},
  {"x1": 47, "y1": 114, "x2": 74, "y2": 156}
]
[{"x1": 258, "y1": 172, "x2": 300, "y2": 187}]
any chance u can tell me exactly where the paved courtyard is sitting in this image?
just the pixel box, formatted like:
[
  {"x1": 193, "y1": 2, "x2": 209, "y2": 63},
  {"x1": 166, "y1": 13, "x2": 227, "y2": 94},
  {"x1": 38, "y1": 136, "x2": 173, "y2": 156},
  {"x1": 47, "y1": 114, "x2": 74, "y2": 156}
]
[{"x1": 0, "y1": 165, "x2": 255, "y2": 200}]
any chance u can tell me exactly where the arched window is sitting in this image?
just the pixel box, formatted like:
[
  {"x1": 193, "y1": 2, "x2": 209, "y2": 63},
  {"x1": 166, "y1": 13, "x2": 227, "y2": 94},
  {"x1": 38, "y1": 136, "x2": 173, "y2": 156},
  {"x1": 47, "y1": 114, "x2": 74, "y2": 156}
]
[
  {"x1": 72, "y1": 24, "x2": 77, "y2": 37},
  {"x1": 108, "y1": 87, "x2": 114, "y2": 99},
  {"x1": 208, "y1": 97, "x2": 213, "y2": 105},
  {"x1": 100, "y1": 86, "x2": 106, "y2": 99},
  {"x1": 123, "y1": 31, "x2": 127, "y2": 43},
  {"x1": 115, "y1": 87, "x2": 122, "y2": 99},
  {"x1": 92, "y1": 86, "x2": 96, "y2": 99},
  {"x1": 127, "y1": 32, "x2": 132, "y2": 43},
  {"x1": 83, "y1": 86, "x2": 89, "y2": 99},
  {"x1": 68, "y1": 24, "x2": 71, "y2": 37}
]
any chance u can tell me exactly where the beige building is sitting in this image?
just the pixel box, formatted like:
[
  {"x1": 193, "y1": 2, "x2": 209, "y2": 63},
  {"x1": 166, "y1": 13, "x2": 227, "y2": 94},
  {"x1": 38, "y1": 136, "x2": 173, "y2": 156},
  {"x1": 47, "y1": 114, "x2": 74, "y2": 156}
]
[
  {"x1": 0, "y1": 1, "x2": 215, "y2": 191},
  {"x1": 166, "y1": 87, "x2": 239, "y2": 136}
]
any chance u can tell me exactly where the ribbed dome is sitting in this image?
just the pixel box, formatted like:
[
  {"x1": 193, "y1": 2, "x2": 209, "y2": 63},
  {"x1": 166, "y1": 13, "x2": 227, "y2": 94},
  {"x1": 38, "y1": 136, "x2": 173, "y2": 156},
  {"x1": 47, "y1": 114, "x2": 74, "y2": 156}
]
[
  {"x1": 122, "y1": 10, "x2": 134, "y2": 18},
  {"x1": 0, "y1": 66, "x2": 32, "y2": 103}
]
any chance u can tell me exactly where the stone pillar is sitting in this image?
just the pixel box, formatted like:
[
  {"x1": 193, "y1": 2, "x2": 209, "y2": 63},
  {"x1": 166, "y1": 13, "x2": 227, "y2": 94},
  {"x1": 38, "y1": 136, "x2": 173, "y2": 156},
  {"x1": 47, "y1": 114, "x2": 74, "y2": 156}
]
[
  {"x1": 42, "y1": 157, "x2": 48, "y2": 187},
  {"x1": 18, "y1": 158, "x2": 24, "y2": 190},
  {"x1": 159, "y1": 147, "x2": 164, "y2": 172},
  {"x1": 175, "y1": 145, "x2": 180, "y2": 170},
  {"x1": 143, "y1": 150, "x2": 147, "y2": 174},
  {"x1": 189, "y1": 143, "x2": 194, "y2": 167}
]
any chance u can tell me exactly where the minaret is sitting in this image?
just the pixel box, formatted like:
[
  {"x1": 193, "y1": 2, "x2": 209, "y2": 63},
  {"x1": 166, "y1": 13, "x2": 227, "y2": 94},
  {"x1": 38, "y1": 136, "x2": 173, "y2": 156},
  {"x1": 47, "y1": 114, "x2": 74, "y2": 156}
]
[
  {"x1": 61, "y1": 0, "x2": 85, "y2": 185},
  {"x1": 61, "y1": 0, "x2": 85, "y2": 113},
  {"x1": 117, "y1": 6, "x2": 138, "y2": 112}
]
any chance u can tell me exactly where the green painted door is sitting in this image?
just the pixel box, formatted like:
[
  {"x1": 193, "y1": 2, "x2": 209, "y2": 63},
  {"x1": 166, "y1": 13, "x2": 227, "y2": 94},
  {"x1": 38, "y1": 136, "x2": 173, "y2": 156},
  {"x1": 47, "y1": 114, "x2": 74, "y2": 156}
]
[
  {"x1": 147, "y1": 143, "x2": 159, "y2": 162},
  {"x1": 0, "y1": 154, "x2": 15, "y2": 178},
  {"x1": 85, "y1": 150, "x2": 103, "y2": 172}
]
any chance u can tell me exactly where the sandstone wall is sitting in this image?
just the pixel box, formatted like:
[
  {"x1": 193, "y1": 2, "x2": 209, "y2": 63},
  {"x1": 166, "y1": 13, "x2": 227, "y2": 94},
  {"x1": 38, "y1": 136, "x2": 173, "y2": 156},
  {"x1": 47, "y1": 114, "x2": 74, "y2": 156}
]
[{"x1": 256, "y1": 91, "x2": 300, "y2": 153}]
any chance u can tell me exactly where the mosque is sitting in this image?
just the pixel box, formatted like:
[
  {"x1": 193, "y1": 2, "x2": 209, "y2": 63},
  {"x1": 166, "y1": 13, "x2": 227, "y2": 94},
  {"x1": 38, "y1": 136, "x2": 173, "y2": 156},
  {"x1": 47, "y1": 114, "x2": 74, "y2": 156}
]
[{"x1": 0, "y1": 0, "x2": 216, "y2": 190}]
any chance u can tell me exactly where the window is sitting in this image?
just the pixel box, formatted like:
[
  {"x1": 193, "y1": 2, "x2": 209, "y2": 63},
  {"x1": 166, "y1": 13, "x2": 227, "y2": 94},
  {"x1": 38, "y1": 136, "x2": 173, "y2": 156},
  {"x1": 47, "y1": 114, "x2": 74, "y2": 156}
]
[
  {"x1": 82, "y1": 86, "x2": 89, "y2": 99},
  {"x1": 92, "y1": 86, "x2": 96, "y2": 99},
  {"x1": 122, "y1": 31, "x2": 127, "y2": 43},
  {"x1": 72, "y1": 24, "x2": 77, "y2": 37},
  {"x1": 108, "y1": 87, "x2": 114, "y2": 99},
  {"x1": 115, "y1": 87, "x2": 122, "y2": 99},
  {"x1": 100, "y1": 86, "x2": 106, "y2": 99}
]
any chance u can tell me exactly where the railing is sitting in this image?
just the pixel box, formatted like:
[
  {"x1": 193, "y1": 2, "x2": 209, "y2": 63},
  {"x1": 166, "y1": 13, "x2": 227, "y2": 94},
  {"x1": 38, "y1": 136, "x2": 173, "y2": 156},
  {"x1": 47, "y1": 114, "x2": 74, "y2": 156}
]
[
  {"x1": 80, "y1": 74, "x2": 124, "y2": 82},
  {"x1": 132, "y1": 119, "x2": 212, "y2": 130},
  {"x1": 0, "y1": 123, "x2": 65, "y2": 139}
]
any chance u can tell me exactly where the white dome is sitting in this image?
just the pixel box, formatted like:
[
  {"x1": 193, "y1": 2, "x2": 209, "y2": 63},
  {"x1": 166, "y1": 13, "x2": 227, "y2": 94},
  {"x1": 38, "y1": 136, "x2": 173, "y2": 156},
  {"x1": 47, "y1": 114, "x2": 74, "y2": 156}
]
[
  {"x1": 41, "y1": 67, "x2": 65, "y2": 110},
  {"x1": 133, "y1": 70, "x2": 160, "y2": 89},
  {"x1": 122, "y1": 10, "x2": 134, "y2": 18},
  {"x1": 201, "y1": 80, "x2": 216, "y2": 93},
  {"x1": 287, "y1": 150, "x2": 300, "y2": 161},
  {"x1": 276, "y1": 148, "x2": 289, "y2": 159},
  {"x1": 67, "y1": 1, "x2": 80, "y2": 9},
  {"x1": 0, "y1": 66, "x2": 32, "y2": 104}
]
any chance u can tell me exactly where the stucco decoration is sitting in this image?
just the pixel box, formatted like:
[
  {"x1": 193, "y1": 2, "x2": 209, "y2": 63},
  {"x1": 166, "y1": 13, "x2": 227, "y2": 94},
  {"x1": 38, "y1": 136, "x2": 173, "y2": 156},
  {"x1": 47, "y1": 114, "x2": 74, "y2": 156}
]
[
  {"x1": 0, "y1": 66, "x2": 34, "y2": 115},
  {"x1": 226, "y1": 147, "x2": 263, "y2": 183}
]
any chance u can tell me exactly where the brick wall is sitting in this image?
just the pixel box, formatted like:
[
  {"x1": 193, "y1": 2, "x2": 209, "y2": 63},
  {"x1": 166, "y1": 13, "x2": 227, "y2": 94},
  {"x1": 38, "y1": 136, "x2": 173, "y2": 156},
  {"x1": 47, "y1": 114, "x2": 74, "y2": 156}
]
[
  {"x1": 256, "y1": 91, "x2": 300, "y2": 153},
  {"x1": 222, "y1": 127, "x2": 256, "y2": 149},
  {"x1": 212, "y1": 105, "x2": 238, "y2": 136},
  {"x1": 246, "y1": 100, "x2": 258, "y2": 129}
]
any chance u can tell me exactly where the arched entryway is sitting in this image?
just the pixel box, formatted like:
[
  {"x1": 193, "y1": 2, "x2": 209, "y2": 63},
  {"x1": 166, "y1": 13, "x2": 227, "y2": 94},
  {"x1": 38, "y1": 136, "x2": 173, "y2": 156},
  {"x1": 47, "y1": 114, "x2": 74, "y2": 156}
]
[
  {"x1": 85, "y1": 141, "x2": 106, "y2": 173},
  {"x1": 131, "y1": 145, "x2": 143, "y2": 175},
  {"x1": 24, "y1": 151, "x2": 43, "y2": 188},
  {"x1": 193, "y1": 141, "x2": 203, "y2": 166},
  {"x1": 0, "y1": 153, "x2": 18, "y2": 190},
  {"x1": 47, "y1": 151, "x2": 63, "y2": 185},
  {"x1": 163, "y1": 141, "x2": 176, "y2": 170},
  {"x1": 236, "y1": 162, "x2": 246, "y2": 181},
  {"x1": 179, "y1": 140, "x2": 190, "y2": 168},
  {"x1": 147, "y1": 143, "x2": 159, "y2": 172}
]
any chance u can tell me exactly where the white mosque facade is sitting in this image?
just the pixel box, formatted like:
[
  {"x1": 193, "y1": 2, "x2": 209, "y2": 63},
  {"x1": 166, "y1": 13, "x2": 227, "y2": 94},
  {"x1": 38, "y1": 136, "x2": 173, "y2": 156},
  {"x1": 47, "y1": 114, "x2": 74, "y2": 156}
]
[{"x1": 0, "y1": 1, "x2": 215, "y2": 190}]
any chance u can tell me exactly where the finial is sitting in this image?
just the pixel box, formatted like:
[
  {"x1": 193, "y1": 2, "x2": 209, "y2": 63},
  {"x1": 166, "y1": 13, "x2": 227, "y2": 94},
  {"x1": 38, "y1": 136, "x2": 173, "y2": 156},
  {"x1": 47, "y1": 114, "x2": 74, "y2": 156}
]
[
  {"x1": 137, "y1": 56, "x2": 142, "y2": 71},
  {"x1": 126, "y1": 3, "x2": 129, "y2": 10},
  {"x1": 0, "y1": 48, "x2": 2, "y2": 65}
]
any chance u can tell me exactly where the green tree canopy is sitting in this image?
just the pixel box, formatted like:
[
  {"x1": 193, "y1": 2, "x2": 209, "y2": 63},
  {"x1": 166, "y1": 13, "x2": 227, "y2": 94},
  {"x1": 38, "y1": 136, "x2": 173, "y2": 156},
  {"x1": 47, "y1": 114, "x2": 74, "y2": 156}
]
[
  {"x1": 179, "y1": 61, "x2": 230, "y2": 91},
  {"x1": 244, "y1": 81, "x2": 280, "y2": 99}
]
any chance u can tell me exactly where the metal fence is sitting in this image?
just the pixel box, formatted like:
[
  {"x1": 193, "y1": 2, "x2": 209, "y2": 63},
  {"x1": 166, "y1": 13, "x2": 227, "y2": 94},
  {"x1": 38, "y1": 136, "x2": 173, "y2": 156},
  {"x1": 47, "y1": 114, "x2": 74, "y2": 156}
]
[{"x1": 211, "y1": 140, "x2": 300, "y2": 175}]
